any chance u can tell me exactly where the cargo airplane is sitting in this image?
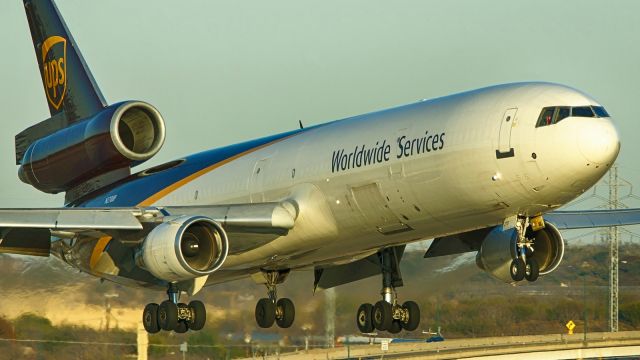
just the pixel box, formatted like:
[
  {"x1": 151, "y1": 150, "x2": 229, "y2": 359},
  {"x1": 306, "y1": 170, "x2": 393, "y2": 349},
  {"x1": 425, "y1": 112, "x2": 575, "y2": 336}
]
[{"x1": 2, "y1": 0, "x2": 636, "y2": 334}]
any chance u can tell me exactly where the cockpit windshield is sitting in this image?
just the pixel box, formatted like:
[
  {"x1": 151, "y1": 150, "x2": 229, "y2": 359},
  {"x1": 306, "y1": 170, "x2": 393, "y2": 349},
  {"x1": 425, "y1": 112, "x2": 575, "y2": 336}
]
[{"x1": 536, "y1": 105, "x2": 610, "y2": 127}]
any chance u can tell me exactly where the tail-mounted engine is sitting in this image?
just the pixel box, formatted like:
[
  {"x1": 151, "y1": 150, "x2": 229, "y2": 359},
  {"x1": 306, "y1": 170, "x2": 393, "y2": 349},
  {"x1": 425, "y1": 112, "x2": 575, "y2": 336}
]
[
  {"x1": 476, "y1": 219, "x2": 565, "y2": 283},
  {"x1": 137, "y1": 216, "x2": 229, "y2": 282},
  {"x1": 17, "y1": 101, "x2": 165, "y2": 194}
]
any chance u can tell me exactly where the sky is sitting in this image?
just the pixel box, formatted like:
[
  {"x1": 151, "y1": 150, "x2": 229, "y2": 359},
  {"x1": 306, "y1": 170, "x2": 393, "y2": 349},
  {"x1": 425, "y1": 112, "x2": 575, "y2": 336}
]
[{"x1": 1, "y1": 0, "x2": 639, "y2": 208}]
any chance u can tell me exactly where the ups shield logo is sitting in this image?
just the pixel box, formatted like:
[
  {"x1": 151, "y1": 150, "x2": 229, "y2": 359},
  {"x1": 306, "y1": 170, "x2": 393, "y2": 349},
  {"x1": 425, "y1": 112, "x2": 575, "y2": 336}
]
[{"x1": 41, "y1": 36, "x2": 67, "y2": 110}]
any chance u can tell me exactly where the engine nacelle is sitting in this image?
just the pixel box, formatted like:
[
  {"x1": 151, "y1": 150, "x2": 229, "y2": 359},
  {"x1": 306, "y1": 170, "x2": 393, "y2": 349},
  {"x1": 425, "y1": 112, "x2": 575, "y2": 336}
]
[
  {"x1": 476, "y1": 222, "x2": 565, "y2": 283},
  {"x1": 18, "y1": 101, "x2": 165, "y2": 193},
  {"x1": 139, "y1": 216, "x2": 229, "y2": 282}
]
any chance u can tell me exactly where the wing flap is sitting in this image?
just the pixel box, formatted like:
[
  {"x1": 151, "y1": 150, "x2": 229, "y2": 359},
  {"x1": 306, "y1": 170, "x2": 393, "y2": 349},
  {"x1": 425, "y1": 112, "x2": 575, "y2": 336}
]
[{"x1": 0, "y1": 208, "x2": 144, "y2": 230}]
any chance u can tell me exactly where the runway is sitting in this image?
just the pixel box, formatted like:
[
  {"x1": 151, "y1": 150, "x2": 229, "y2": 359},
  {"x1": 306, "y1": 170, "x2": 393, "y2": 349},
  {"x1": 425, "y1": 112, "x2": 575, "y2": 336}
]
[{"x1": 236, "y1": 331, "x2": 640, "y2": 360}]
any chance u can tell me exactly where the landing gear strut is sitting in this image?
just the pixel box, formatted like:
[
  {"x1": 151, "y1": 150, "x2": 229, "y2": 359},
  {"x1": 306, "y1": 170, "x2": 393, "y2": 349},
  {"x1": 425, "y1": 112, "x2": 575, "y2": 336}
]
[
  {"x1": 142, "y1": 284, "x2": 207, "y2": 334},
  {"x1": 254, "y1": 270, "x2": 295, "y2": 329},
  {"x1": 510, "y1": 216, "x2": 540, "y2": 283},
  {"x1": 356, "y1": 247, "x2": 420, "y2": 334}
]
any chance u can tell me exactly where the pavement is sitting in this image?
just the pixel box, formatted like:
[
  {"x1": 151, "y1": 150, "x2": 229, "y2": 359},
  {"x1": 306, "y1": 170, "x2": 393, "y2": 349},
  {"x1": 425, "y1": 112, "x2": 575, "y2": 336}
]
[{"x1": 237, "y1": 331, "x2": 640, "y2": 359}]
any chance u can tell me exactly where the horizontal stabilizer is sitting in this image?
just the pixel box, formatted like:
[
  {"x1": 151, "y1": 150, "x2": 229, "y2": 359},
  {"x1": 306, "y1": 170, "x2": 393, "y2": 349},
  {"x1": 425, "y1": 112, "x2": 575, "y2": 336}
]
[{"x1": 14, "y1": 112, "x2": 67, "y2": 164}]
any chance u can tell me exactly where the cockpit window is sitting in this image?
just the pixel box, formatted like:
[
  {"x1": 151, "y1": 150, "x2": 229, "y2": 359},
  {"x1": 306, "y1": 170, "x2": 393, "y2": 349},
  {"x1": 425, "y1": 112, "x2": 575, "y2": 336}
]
[
  {"x1": 593, "y1": 106, "x2": 610, "y2": 117},
  {"x1": 536, "y1": 105, "x2": 610, "y2": 127},
  {"x1": 556, "y1": 107, "x2": 570, "y2": 123},
  {"x1": 536, "y1": 107, "x2": 556, "y2": 127},
  {"x1": 571, "y1": 106, "x2": 595, "y2": 117}
]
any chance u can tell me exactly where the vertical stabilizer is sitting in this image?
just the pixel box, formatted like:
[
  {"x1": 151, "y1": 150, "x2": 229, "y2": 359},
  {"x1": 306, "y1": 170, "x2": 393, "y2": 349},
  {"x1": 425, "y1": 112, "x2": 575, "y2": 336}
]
[{"x1": 24, "y1": 0, "x2": 107, "y2": 123}]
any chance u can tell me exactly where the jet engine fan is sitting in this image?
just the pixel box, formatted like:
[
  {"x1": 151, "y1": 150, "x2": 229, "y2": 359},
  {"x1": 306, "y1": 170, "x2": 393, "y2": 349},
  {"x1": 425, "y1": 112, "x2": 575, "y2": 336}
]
[
  {"x1": 476, "y1": 222, "x2": 564, "y2": 283},
  {"x1": 139, "y1": 216, "x2": 229, "y2": 282}
]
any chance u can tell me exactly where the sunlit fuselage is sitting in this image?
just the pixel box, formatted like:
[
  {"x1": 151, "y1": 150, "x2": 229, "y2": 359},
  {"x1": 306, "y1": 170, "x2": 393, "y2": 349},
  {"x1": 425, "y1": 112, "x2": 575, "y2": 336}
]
[{"x1": 63, "y1": 82, "x2": 619, "y2": 287}]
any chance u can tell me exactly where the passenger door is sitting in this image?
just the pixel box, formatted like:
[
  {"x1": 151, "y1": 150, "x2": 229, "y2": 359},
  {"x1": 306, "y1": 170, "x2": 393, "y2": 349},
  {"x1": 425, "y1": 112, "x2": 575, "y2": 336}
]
[{"x1": 496, "y1": 108, "x2": 517, "y2": 159}]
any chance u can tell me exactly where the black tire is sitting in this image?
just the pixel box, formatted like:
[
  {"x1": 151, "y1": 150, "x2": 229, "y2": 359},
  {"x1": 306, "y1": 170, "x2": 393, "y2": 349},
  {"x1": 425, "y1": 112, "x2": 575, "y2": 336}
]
[
  {"x1": 174, "y1": 320, "x2": 189, "y2": 333},
  {"x1": 142, "y1": 303, "x2": 160, "y2": 334},
  {"x1": 275, "y1": 298, "x2": 295, "y2": 328},
  {"x1": 188, "y1": 300, "x2": 207, "y2": 331},
  {"x1": 525, "y1": 258, "x2": 540, "y2": 282},
  {"x1": 373, "y1": 301, "x2": 392, "y2": 331},
  {"x1": 388, "y1": 320, "x2": 402, "y2": 334},
  {"x1": 158, "y1": 300, "x2": 178, "y2": 331},
  {"x1": 510, "y1": 258, "x2": 525, "y2": 282},
  {"x1": 255, "y1": 298, "x2": 276, "y2": 328},
  {"x1": 402, "y1": 301, "x2": 420, "y2": 331},
  {"x1": 356, "y1": 303, "x2": 374, "y2": 333}
]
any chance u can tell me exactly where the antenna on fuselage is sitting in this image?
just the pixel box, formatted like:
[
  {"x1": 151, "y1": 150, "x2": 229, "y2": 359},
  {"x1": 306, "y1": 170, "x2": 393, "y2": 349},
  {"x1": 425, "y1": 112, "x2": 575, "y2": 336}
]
[{"x1": 299, "y1": 120, "x2": 304, "y2": 129}]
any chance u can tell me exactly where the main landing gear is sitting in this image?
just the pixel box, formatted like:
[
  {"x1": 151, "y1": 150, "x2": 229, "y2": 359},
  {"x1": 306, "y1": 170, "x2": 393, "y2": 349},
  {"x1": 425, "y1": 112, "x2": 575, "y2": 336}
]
[
  {"x1": 142, "y1": 284, "x2": 207, "y2": 334},
  {"x1": 254, "y1": 270, "x2": 296, "y2": 329},
  {"x1": 510, "y1": 216, "x2": 540, "y2": 283},
  {"x1": 356, "y1": 247, "x2": 420, "y2": 334}
]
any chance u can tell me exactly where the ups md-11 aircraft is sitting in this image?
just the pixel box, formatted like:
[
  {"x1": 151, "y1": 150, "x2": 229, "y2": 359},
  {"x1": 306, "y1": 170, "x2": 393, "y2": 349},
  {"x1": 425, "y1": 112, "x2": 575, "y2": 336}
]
[{"x1": 2, "y1": 0, "x2": 636, "y2": 334}]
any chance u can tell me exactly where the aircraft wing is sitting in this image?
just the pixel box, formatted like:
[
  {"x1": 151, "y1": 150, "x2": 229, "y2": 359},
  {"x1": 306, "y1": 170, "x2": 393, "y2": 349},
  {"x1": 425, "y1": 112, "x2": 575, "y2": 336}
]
[
  {"x1": 0, "y1": 201, "x2": 297, "y2": 257},
  {"x1": 424, "y1": 208, "x2": 640, "y2": 259},
  {"x1": 543, "y1": 208, "x2": 640, "y2": 229}
]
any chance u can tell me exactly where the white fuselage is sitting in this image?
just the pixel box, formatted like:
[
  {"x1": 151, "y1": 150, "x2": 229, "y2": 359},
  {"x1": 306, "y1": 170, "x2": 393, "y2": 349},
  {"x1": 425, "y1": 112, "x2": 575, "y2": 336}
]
[{"x1": 146, "y1": 82, "x2": 619, "y2": 282}]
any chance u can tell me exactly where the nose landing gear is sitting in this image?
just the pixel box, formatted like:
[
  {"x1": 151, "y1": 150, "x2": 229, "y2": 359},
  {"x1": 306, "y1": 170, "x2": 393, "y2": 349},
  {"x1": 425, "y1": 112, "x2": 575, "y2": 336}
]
[
  {"x1": 356, "y1": 247, "x2": 420, "y2": 334},
  {"x1": 510, "y1": 216, "x2": 540, "y2": 283},
  {"x1": 142, "y1": 284, "x2": 207, "y2": 334}
]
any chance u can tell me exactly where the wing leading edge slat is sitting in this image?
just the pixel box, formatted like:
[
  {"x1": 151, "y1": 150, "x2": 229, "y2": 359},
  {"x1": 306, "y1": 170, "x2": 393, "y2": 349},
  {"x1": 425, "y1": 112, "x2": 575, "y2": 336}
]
[{"x1": 545, "y1": 208, "x2": 640, "y2": 229}]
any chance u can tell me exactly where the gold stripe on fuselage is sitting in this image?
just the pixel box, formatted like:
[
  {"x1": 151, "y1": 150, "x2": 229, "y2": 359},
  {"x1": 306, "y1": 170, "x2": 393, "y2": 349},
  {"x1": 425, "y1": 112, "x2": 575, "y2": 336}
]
[{"x1": 137, "y1": 133, "x2": 300, "y2": 207}]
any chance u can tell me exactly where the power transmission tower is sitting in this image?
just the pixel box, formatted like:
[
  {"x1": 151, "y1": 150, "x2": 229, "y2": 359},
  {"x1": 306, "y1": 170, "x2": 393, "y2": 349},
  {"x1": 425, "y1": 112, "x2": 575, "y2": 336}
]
[{"x1": 608, "y1": 166, "x2": 619, "y2": 332}]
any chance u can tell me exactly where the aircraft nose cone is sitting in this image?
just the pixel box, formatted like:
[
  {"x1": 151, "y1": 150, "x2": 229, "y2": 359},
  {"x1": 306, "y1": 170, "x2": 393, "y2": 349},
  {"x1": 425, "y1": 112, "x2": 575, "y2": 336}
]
[{"x1": 578, "y1": 119, "x2": 620, "y2": 165}]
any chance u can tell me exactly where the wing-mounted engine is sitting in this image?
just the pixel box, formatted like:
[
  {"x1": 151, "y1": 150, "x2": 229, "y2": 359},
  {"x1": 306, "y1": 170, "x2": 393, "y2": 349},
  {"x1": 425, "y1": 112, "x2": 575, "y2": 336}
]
[
  {"x1": 137, "y1": 216, "x2": 229, "y2": 282},
  {"x1": 16, "y1": 101, "x2": 165, "y2": 195},
  {"x1": 476, "y1": 221, "x2": 565, "y2": 283}
]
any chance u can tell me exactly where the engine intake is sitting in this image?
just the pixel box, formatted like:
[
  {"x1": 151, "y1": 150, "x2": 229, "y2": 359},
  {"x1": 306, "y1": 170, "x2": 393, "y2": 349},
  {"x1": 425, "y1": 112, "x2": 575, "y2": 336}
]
[
  {"x1": 476, "y1": 222, "x2": 564, "y2": 283},
  {"x1": 18, "y1": 101, "x2": 165, "y2": 193},
  {"x1": 139, "y1": 216, "x2": 229, "y2": 282},
  {"x1": 111, "y1": 102, "x2": 165, "y2": 161}
]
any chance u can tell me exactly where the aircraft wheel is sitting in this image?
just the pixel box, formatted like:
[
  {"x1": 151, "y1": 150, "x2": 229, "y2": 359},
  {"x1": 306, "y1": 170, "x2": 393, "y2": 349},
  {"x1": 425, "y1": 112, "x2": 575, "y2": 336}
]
[
  {"x1": 275, "y1": 298, "x2": 295, "y2": 328},
  {"x1": 510, "y1": 258, "x2": 525, "y2": 282},
  {"x1": 373, "y1": 301, "x2": 392, "y2": 331},
  {"x1": 159, "y1": 300, "x2": 178, "y2": 331},
  {"x1": 255, "y1": 298, "x2": 276, "y2": 328},
  {"x1": 174, "y1": 320, "x2": 189, "y2": 333},
  {"x1": 356, "y1": 303, "x2": 374, "y2": 333},
  {"x1": 188, "y1": 300, "x2": 207, "y2": 331},
  {"x1": 525, "y1": 258, "x2": 540, "y2": 282},
  {"x1": 402, "y1": 301, "x2": 420, "y2": 331},
  {"x1": 388, "y1": 320, "x2": 402, "y2": 334},
  {"x1": 142, "y1": 303, "x2": 160, "y2": 334}
]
